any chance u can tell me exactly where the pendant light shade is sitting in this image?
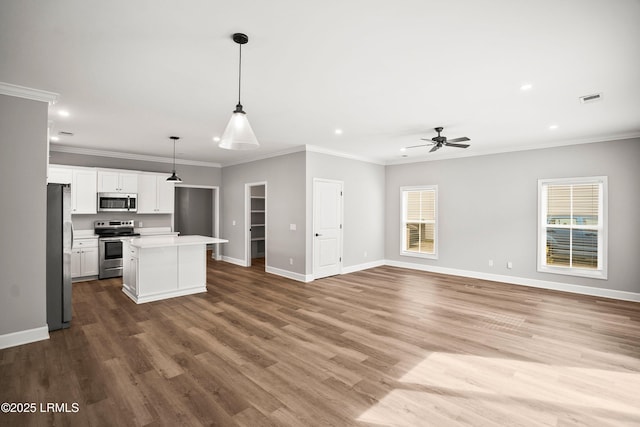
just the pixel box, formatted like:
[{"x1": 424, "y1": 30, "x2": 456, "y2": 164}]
[
  {"x1": 167, "y1": 136, "x2": 182, "y2": 183},
  {"x1": 219, "y1": 33, "x2": 259, "y2": 150}
]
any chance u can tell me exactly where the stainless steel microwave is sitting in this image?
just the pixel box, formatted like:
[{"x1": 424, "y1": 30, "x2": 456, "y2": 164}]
[{"x1": 97, "y1": 193, "x2": 137, "y2": 212}]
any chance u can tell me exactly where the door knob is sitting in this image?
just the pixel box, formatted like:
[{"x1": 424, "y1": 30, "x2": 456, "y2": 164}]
[{"x1": 315, "y1": 233, "x2": 322, "y2": 237}]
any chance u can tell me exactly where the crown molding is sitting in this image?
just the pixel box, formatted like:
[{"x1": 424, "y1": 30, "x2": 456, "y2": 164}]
[
  {"x1": 0, "y1": 82, "x2": 58, "y2": 105},
  {"x1": 221, "y1": 144, "x2": 386, "y2": 167},
  {"x1": 49, "y1": 144, "x2": 222, "y2": 168},
  {"x1": 385, "y1": 133, "x2": 640, "y2": 166},
  {"x1": 305, "y1": 144, "x2": 385, "y2": 165},
  {"x1": 221, "y1": 145, "x2": 307, "y2": 167}
]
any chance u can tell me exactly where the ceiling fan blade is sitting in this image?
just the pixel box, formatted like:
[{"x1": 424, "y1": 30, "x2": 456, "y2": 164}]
[
  {"x1": 429, "y1": 145, "x2": 440, "y2": 152},
  {"x1": 445, "y1": 142, "x2": 470, "y2": 148},
  {"x1": 405, "y1": 143, "x2": 430, "y2": 149},
  {"x1": 447, "y1": 137, "x2": 470, "y2": 143}
]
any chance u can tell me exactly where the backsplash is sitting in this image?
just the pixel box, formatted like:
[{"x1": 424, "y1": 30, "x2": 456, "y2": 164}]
[{"x1": 72, "y1": 212, "x2": 172, "y2": 230}]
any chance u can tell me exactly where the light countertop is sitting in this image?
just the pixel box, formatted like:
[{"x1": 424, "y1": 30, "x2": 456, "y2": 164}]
[
  {"x1": 135, "y1": 227, "x2": 179, "y2": 236},
  {"x1": 73, "y1": 230, "x2": 98, "y2": 239},
  {"x1": 129, "y1": 235, "x2": 228, "y2": 249}
]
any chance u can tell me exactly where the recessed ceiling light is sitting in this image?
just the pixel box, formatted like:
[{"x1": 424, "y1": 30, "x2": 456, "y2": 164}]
[
  {"x1": 334, "y1": 129, "x2": 343, "y2": 135},
  {"x1": 58, "y1": 110, "x2": 70, "y2": 117},
  {"x1": 400, "y1": 147, "x2": 407, "y2": 152},
  {"x1": 520, "y1": 83, "x2": 533, "y2": 91},
  {"x1": 549, "y1": 124, "x2": 559, "y2": 130},
  {"x1": 212, "y1": 136, "x2": 221, "y2": 142},
  {"x1": 50, "y1": 136, "x2": 60, "y2": 142}
]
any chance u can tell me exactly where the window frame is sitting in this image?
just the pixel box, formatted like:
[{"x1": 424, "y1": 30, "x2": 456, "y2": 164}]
[
  {"x1": 400, "y1": 185, "x2": 438, "y2": 259},
  {"x1": 537, "y1": 176, "x2": 608, "y2": 280}
]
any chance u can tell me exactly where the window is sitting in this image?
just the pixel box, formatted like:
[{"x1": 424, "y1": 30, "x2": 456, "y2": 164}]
[
  {"x1": 401, "y1": 186, "x2": 438, "y2": 259},
  {"x1": 538, "y1": 177, "x2": 607, "y2": 279}
]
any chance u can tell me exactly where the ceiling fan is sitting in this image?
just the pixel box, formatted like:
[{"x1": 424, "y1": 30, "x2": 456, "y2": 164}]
[{"x1": 407, "y1": 127, "x2": 471, "y2": 152}]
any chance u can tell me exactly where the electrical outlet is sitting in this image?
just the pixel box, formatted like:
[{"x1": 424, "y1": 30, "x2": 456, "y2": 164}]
[
  {"x1": 507, "y1": 261, "x2": 513, "y2": 269},
  {"x1": 289, "y1": 258, "x2": 293, "y2": 265},
  {"x1": 290, "y1": 224, "x2": 296, "y2": 231},
  {"x1": 364, "y1": 251, "x2": 368, "y2": 258},
  {"x1": 138, "y1": 221, "x2": 143, "y2": 228},
  {"x1": 232, "y1": 220, "x2": 236, "y2": 226},
  {"x1": 488, "y1": 259, "x2": 493, "y2": 267}
]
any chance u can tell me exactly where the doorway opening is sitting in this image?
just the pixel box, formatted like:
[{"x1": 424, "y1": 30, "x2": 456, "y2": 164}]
[
  {"x1": 174, "y1": 185, "x2": 221, "y2": 260},
  {"x1": 245, "y1": 182, "x2": 266, "y2": 268}
]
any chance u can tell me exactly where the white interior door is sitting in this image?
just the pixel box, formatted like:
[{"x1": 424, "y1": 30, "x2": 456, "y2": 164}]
[{"x1": 313, "y1": 179, "x2": 343, "y2": 279}]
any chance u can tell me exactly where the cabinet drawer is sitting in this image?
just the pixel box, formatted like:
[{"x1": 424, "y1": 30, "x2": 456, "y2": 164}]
[
  {"x1": 72, "y1": 238, "x2": 98, "y2": 249},
  {"x1": 128, "y1": 245, "x2": 139, "y2": 258}
]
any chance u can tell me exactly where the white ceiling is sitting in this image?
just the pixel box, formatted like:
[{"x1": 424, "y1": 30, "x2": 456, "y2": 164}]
[{"x1": 2, "y1": 0, "x2": 639, "y2": 166}]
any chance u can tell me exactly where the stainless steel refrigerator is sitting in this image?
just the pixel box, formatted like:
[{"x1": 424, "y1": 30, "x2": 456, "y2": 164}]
[{"x1": 47, "y1": 183, "x2": 72, "y2": 331}]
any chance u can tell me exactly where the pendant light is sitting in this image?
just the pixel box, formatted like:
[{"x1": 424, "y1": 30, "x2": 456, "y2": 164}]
[
  {"x1": 218, "y1": 33, "x2": 259, "y2": 150},
  {"x1": 167, "y1": 136, "x2": 182, "y2": 182}
]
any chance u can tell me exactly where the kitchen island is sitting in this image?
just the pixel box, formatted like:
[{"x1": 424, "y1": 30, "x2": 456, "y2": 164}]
[{"x1": 122, "y1": 235, "x2": 228, "y2": 304}]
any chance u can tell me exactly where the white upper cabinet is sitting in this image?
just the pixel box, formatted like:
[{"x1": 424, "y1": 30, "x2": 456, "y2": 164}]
[
  {"x1": 137, "y1": 173, "x2": 175, "y2": 214},
  {"x1": 48, "y1": 165, "x2": 97, "y2": 214},
  {"x1": 72, "y1": 168, "x2": 97, "y2": 214},
  {"x1": 97, "y1": 170, "x2": 138, "y2": 193},
  {"x1": 48, "y1": 166, "x2": 72, "y2": 184}
]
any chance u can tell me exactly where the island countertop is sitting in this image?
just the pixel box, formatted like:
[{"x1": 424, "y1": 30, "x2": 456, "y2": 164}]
[{"x1": 129, "y1": 235, "x2": 229, "y2": 249}]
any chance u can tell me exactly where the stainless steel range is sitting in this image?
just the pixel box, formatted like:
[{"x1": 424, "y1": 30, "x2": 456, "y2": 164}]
[{"x1": 95, "y1": 220, "x2": 140, "y2": 279}]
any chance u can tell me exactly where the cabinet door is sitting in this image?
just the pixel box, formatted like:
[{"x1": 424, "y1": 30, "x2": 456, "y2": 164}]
[
  {"x1": 48, "y1": 166, "x2": 72, "y2": 184},
  {"x1": 72, "y1": 169, "x2": 97, "y2": 214},
  {"x1": 156, "y1": 178, "x2": 175, "y2": 213},
  {"x1": 97, "y1": 171, "x2": 120, "y2": 192},
  {"x1": 119, "y1": 173, "x2": 138, "y2": 193},
  {"x1": 137, "y1": 173, "x2": 157, "y2": 213},
  {"x1": 81, "y1": 247, "x2": 99, "y2": 276},
  {"x1": 71, "y1": 250, "x2": 82, "y2": 278},
  {"x1": 129, "y1": 256, "x2": 138, "y2": 295}
]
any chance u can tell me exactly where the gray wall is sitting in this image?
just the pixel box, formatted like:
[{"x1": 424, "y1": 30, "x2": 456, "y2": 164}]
[
  {"x1": 306, "y1": 152, "x2": 386, "y2": 274},
  {"x1": 385, "y1": 138, "x2": 640, "y2": 293},
  {"x1": 221, "y1": 151, "x2": 306, "y2": 273},
  {"x1": 175, "y1": 187, "x2": 213, "y2": 236},
  {"x1": 0, "y1": 94, "x2": 48, "y2": 336}
]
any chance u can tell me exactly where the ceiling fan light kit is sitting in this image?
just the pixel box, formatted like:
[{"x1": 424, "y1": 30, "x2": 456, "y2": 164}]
[{"x1": 219, "y1": 33, "x2": 260, "y2": 150}]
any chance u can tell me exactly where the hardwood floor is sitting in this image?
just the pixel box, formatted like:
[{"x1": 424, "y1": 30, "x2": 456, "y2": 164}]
[{"x1": 1, "y1": 260, "x2": 639, "y2": 426}]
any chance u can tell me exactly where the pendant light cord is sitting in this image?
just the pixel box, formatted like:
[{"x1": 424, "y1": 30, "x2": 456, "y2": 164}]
[{"x1": 237, "y1": 42, "x2": 242, "y2": 105}]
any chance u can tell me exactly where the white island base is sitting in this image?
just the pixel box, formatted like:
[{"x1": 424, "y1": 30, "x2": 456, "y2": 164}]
[{"x1": 122, "y1": 235, "x2": 228, "y2": 304}]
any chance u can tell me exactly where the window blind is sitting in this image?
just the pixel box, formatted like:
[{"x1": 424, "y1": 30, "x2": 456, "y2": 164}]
[{"x1": 539, "y1": 178, "x2": 605, "y2": 277}]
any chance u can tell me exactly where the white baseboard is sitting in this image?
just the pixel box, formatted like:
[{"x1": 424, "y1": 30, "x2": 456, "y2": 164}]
[
  {"x1": 122, "y1": 286, "x2": 207, "y2": 304},
  {"x1": 0, "y1": 325, "x2": 50, "y2": 350},
  {"x1": 222, "y1": 256, "x2": 246, "y2": 267},
  {"x1": 384, "y1": 259, "x2": 640, "y2": 302},
  {"x1": 342, "y1": 259, "x2": 386, "y2": 275},
  {"x1": 265, "y1": 265, "x2": 313, "y2": 283}
]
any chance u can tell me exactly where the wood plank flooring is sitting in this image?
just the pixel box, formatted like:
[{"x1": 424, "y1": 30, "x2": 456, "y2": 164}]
[{"x1": 1, "y1": 259, "x2": 639, "y2": 426}]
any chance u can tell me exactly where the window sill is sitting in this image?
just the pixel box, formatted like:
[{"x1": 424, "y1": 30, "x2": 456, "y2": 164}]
[
  {"x1": 537, "y1": 265, "x2": 607, "y2": 280},
  {"x1": 400, "y1": 251, "x2": 438, "y2": 260}
]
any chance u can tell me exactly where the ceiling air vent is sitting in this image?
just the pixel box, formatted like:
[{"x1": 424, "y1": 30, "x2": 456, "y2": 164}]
[
  {"x1": 579, "y1": 93, "x2": 602, "y2": 104},
  {"x1": 58, "y1": 131, "x2": 74, "y2": 136}
]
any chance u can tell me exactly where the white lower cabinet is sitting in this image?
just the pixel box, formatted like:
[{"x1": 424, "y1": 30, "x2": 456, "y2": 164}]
[
  {"x1": 123, "y1": 244, "x2": 138, "y2": 296},
  {"x1": 71, "y1": 238, "x2": 99, "y2": 279}
]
